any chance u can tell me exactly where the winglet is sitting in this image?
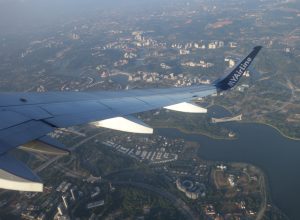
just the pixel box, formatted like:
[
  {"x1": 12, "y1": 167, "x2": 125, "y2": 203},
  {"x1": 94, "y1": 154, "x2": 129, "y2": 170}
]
[{"x1": 215, "y1": 46, "x2": 262, "y2": 91}]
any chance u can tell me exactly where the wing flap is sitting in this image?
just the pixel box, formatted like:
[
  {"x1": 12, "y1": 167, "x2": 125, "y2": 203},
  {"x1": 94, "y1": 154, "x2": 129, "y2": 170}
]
[
  {"x1": 40, "y1": 100, "x2": 110, "y2": 116},
  {"x1": 6, "y1": 106, "x2": 53, "y2": 120},
  {"x1": 0, "y1": 120, "x2": 54, "y2": 154},
  {"x1": 44, "y1": 109, "x2": 117, "y2": 128},
  {"x1": 0, "y1": 154, "x2": 43, "y2": 192},
  {"x1": 99, "y1": 97, "x2": 151, "y2": 115},
  {"x1": 0, "y1": 110, "x2": 30, "y2": 130},
  {"x1": 19, "y1": 136, "x2": 70, "y2": 156}
]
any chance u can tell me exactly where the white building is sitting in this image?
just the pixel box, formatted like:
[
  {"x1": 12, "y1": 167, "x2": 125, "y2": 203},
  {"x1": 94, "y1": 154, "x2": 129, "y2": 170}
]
[{"x1": 208, "y1": 43, "x2": 217, "y2": 49}]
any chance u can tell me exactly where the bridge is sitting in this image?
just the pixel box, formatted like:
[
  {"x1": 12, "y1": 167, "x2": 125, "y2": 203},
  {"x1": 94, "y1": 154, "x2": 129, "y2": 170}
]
[{"x1": 211, "y1": 114, "x2": 242, "y2": 123}]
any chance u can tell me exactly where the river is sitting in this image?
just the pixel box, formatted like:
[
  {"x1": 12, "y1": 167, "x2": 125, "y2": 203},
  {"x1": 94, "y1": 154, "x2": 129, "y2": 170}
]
[{"x1": 156, "y1": 107, "x2": 300, "y2": 220}]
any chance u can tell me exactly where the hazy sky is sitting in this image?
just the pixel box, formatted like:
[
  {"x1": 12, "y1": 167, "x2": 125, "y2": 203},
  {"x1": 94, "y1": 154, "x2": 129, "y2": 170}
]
[
  {"x1": 0, "y1": 0, "x2": 103, "y2": 26},
  {"x1": 0, "y1": 0, "x2": 165, "y2": 34}
]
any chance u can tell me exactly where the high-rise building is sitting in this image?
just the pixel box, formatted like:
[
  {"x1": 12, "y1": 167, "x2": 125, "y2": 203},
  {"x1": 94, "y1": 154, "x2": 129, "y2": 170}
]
[
  {"x1": 57, "y1": 204, "x2": 63, "y2": 215},
  {"x1": 62, "y1": 195, "x2": 68, "y2": 209},
  {"x1": 70, "y1": 189, "x2": 76, "y2": 201}
]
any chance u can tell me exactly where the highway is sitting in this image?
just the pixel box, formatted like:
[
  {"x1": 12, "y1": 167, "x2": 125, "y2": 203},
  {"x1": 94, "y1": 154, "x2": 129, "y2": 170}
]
[
  {"x1": 112, "y1": 181, "x2": 199, "y2": 220},
  {"x1": 35, "y1": 131, "x2": 107, "y2": 173},
  {"x1": 256, "y1": 171, "x2": 267, "y2": 220},
  {"x1": 211, "y1": 114, "x2": 242, "y2": 123}
]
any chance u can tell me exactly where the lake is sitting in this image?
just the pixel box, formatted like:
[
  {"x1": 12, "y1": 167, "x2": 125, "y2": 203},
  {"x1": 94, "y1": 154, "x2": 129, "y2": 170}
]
[{"x1": 157, "y1": 107, "x2": 300, "y2": 220}]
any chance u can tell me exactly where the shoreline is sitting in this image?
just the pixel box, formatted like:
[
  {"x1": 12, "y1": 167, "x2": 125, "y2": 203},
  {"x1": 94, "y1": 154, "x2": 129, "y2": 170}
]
[
  {"x1": 245, "y1": 121, "x2": 300, "y2": 141},
  {"x1": 152, "y1": 104, "x2": 300, "y2": 142},
  {"x1": 153, "y1": 125, "x2": 234, "y2": 140},
  {"x1": 212, "y1": 104, "x2": 300, "y2": 141},
  {"x1": 154, "y1": 116, "x2": 295, "y2": 219},
  {"x1": 155, "y1": 126, "x2": 290, "y2": 219},
  {"x1": 154, "y1": 120, "x2": 300, "y2": 143}
]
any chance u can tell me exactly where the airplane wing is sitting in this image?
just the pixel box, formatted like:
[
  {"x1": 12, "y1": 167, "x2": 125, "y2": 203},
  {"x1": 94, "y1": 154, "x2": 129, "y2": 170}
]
[{"x1": 0, "y1": 46, "x2": 262, "y2": 192}]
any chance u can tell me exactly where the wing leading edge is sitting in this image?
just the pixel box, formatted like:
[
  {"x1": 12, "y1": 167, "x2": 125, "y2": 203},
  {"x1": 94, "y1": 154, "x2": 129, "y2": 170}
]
[{"x1": 0, "y1": 46, "x2": 262, "y2": 192}]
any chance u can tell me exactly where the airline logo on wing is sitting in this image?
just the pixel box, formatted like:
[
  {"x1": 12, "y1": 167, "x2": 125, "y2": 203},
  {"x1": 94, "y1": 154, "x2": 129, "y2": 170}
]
[
  {"x1": 227, "y1": 57, "x2": 252, "y2": 88},
  {"x1": 215, "y1": 46, "x2": 262, "y2": 91}
]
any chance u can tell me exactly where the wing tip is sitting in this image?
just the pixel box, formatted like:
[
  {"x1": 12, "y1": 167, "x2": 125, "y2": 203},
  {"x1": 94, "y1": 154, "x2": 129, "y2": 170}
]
[
  {"x1": 215, "y1": 46, "x2": 263, "y2": 91},
  {"x1": 254, "y1": 45, "x2": 263, "y2": 51}
]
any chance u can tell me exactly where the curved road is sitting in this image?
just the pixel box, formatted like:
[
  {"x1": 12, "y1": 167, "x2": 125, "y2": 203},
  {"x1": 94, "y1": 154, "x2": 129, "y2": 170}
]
[
  {"x1": 35, "y1": 131, "x2": 108, "y2": 173},
  {"x1": 111, "y1": 180, "x2": 199, "y2": 220}
]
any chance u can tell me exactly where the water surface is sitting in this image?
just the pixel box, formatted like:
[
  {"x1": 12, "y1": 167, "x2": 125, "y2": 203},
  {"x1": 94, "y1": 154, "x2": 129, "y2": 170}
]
[{"x1": 157, "y1": 109, "x2": 300, "y2": 220}]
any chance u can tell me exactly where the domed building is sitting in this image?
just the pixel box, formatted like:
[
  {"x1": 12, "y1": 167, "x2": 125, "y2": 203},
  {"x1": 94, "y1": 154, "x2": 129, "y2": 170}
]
[{"x1": 176, "y1": 178, "x2": 206, "y2": 200}]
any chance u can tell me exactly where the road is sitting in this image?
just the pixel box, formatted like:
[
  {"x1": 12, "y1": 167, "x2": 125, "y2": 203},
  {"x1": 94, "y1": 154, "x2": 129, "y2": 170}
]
[
  {"x1": 112, "y1": 180, "x2": 199, "y2": 220},
  {"x1": 35, "y1": 131, "x2": 107, "y2": 173},
  {"x1": 255, "y1": 170, "x2": 267, "y2": 220},
  {"x1": 211, "y1": 114, "x2": 242, "y2": 123}
]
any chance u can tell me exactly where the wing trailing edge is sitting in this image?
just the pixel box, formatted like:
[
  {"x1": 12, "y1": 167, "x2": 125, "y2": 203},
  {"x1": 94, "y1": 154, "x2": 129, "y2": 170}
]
[
  {"x1": 19, "y1": 136, "x2": 70, "y2": 156},
  {"x1": 0, "y1": 154, "x2": 43, "y2": 192}
]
